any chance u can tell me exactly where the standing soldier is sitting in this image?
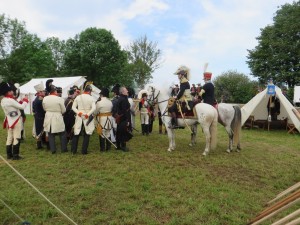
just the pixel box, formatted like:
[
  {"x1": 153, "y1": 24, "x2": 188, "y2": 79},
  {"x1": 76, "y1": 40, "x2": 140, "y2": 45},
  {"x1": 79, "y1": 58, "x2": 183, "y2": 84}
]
[
  {"x1": 199, "y1": 72, "x2": 215, "y2": 106},
  {"x1": 116, "y1": 86, "x2": 133, "y2": 151},
  {"x1": 32, "y1": 82, "x2": 46, "y2": 149},
  {"x1": 0, "y1": 82, "x2": 29, "y2": 160},
  {"x1": 71, "y1": 83, "x2": 96, "y2": 155},
  {"x1": 139, "y1": 92, "x2": 150, "y2": 135},
  {"x1": 42, "y1": 85, "x2": 68, "y2": 154},
  {"x1": 64, "y1": 88, "x2": 77, "y2": 143},
  {"x1": 111, "y1": 84, "x2": 120, "y2": 146},
  {"x1": 95, "y1": 87, "x2": 113, "y2": 151}
]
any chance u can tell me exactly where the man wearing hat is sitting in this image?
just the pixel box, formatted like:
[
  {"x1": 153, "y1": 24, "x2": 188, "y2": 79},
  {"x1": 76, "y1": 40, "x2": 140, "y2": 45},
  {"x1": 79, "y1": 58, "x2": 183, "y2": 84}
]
[
  {"x1": 168, "y1": 65, "x2": 192, "y2": 129},
  {"x1": 139, "y1": 92, "x2": 150, "y2": 135},
  {"x1": 110, "y1": 84, "x2": 120, "y2": 145},
  {"x1": 199, "y1": 72, "x2": 215, "y2": 106},
  {"x1": 32, "y1": 82, "x2": 46, "y2": 149},
  {"x1": 42, "y1": 85, "x2": 68, "y2": 154},
  {"x1": 63, "y1": 87, "x2": 78, "y2": 143},
  {"x1": 0, "y1": 82, "x2": 29, "y2": 159},
  {"x1": 95, "y1": 87, "x2": 113, "y2": 151},
  {"x1": 71, "y1": 84, "x2": 96, "y2": 154}
]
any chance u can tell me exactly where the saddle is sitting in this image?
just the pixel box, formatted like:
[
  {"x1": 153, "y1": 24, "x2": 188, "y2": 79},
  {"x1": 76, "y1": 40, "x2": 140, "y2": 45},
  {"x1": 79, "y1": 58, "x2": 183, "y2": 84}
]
[{"x1": 168, "y1": 98, "x2": 199, "y2": 119}]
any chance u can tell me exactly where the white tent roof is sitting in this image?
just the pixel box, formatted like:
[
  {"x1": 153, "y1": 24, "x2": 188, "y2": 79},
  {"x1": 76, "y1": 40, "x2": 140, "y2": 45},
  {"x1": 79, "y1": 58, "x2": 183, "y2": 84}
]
[
  {"x1": 19, "y1": 76, "x2": 100, "y2": 114},
  {"x1": 241, "y1": 86, "x2": 300, "y2": 132}
]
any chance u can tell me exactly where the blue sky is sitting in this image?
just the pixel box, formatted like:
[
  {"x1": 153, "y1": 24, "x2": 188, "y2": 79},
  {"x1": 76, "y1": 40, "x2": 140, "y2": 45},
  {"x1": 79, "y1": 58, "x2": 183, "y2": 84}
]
[{"x1": 1, "y1": 0, "x2": 295, "y2": 87}]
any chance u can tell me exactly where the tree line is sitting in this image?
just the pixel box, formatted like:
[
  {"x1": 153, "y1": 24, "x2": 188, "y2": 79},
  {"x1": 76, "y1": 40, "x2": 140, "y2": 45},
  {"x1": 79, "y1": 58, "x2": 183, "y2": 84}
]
[{"x1": 0, "y1": 1, "x2": 299, "y2": 103}]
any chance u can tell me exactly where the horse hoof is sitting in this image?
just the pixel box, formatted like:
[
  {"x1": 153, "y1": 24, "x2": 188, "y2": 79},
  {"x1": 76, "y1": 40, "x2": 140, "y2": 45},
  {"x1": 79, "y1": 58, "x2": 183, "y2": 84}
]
[
  {"x1": 202, "y1": 152, "x2": 207, "y2": 156},
  {"x1": 226, "y1": 149, "x2": 231, "y2": 153},
  {"x1": 189, "y1": 143, "x2": 193, "y2": 147},
  {"x1": 167, "y1": 148, "x2": 172, "y2": 152}
]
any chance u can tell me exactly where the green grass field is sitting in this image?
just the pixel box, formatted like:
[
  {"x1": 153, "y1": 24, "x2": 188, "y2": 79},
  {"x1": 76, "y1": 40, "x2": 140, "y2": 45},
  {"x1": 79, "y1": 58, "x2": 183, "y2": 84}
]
[{"x1": 0, "y1": 109, "x2": 299, "y2": 225}]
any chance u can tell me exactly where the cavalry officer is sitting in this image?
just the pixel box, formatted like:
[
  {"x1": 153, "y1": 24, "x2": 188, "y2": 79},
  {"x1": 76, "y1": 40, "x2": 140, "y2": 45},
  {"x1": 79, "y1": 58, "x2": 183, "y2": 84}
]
[
  {"x1": 199, "y1": 72, "x2": 215, "y2": 106},
  {"x1": 0, "y1": 82, "x2": 29, "y2": 160},
  {"x1": 139, "y1": 92, "x2": 150, "y2": 135},
  {"x1": 168, "y1": 65, "x2": 192, "y2": 129},
  {"x1": 42, "y1": 85, "x2": 68, "y2": 154},
  {"x1": 95, "y1": 88, "x2": 113, "y2": 151},
  {"x1": 32, "y1": 82, "x2": 46, "y2": 149},
  {"x1": 71, "y1": 84, "x2": 96, "y2": 154}
]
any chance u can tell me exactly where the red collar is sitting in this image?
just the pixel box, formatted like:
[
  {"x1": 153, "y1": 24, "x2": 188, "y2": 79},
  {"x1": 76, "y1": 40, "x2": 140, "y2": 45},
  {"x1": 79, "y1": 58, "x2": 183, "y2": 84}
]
[{"x1": 4, "y1": 94, "x2": 14, "y2": 99}]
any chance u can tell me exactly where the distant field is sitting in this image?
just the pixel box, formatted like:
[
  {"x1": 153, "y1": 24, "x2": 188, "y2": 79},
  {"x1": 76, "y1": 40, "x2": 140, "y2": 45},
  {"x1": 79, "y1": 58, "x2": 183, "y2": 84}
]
[{"x1": 0, "y1": 109, "x2": 299, "y2": 225}]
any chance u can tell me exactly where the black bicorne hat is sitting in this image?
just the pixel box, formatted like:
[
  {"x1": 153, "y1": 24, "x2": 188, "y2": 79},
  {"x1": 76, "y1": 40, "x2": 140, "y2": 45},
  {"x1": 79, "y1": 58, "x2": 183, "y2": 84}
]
[
  {"x1": 100, "y1": 88, "x2": 109, "y2": 97},
  {"x1": 111, "y1": 84, "x2": 120, "y2": 95},
  {"x1": 0, "y1": 82, "x2": 14, "y2": 96},
  {"x1": 46, "y1": 79, "x2": 54, "y2": 93}
]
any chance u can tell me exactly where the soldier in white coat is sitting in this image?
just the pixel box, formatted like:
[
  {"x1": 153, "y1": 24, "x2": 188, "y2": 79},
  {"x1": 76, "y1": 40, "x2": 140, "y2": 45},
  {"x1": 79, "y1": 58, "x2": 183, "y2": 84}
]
[
  {"x1": 95, "y1": 87, "x2": 113, "y2": 151},
  {"x1": 42, "y1": 85, "x2": 68, "y2": 154},
  {"x1": 0, "y1": 82, "x2": 29, "y2": 160},
  {"x1": 71, "y1": 84, "x2": 96, "y2": 154}
]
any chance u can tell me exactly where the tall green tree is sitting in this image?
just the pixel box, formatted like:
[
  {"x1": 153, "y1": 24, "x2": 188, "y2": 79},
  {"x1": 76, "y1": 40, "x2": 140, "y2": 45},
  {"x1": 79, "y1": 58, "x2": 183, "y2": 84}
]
[
  {"x1": 214, "y1": 70, "x2": 258, "y2": 104},
  {"x1": 247, "y1": 1, "x2": 300, "y2": 88},
  {"x1": 63, "y1": 27, "x2": 130, "y2": 87},
  {"x1": 126, "y1": 35, "x2": 162, "y2": 88}
]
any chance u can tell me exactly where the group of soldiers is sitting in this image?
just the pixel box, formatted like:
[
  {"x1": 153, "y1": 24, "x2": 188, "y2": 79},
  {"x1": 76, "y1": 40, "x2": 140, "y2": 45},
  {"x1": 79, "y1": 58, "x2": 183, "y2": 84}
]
[
  {"x1": 0, "y1": 80, "x2": 134, "y2": 160},
  {"x1": 0, "y1": 65, "x2": 215, "y2": 159}
]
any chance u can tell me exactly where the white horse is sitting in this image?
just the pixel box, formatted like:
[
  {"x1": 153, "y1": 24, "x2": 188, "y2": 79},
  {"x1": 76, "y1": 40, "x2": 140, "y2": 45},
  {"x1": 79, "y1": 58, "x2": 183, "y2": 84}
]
[
  {"x1": 147, "y1": 85, "x2": 218, "y2": 156},
  {"x1": 147, "y1": 85, "x2": 242, "y2": 155},
  {"x1": 217, "y1": 103, "x2": 242, "y2": 153}
]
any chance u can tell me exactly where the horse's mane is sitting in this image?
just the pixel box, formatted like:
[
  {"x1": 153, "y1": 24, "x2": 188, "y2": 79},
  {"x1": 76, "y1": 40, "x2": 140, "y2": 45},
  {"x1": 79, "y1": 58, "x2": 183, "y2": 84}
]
[{"x1": 146, "y1": 84, "x2": 172, "y2": 97}]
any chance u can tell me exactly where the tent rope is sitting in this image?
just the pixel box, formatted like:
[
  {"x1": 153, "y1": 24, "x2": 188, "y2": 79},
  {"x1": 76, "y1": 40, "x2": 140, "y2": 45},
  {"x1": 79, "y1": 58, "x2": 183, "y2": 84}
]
[
  {"x1": 0, "y1": 155, "x2": 78, "y2": 225},
  {"x1": 0, "y1": 196, "x2": 29, "y2": 224}
]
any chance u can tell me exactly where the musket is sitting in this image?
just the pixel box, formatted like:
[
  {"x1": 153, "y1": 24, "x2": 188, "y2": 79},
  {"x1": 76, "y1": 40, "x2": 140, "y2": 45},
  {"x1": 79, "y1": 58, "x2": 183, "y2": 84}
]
[{"x1": 95, "y1": 118, "x2": 117, "y2": 149}]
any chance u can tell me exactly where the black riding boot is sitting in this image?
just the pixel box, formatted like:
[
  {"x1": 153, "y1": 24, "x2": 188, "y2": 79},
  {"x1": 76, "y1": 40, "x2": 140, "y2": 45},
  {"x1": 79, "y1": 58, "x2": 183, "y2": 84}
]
[
  {"x1": 169, "y1": 112, "x2": 177, "y2": 129},
  {"x1": 6, "y1": 145, "x2": 13, "y2": 159},
  {"x1": 99, "y1": 136, "x2": 105, "y2": 151},
  {"x1": 106, "y1": 138, "x2": 111, "y2": 151},
  {"x1": 71, "y1": 135, "x2": 79, "y2": 154},
  {"x1": 145, "y1": 124, "x2": 149, "y2": 135},
  {"x1": 13, "y1": 143, "x2": 23, "y2": 160}
]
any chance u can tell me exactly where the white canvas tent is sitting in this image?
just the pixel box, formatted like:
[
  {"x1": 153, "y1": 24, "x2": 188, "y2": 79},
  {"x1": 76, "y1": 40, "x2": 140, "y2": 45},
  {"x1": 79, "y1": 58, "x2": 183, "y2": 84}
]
[
  {"x1": 19, "y1": 76, "x2": 100, "y2": 114},
  {"x1": 293, "y1": 86, "x2": 300, "y2": 104},
  {"x1": 241, "y1": 86, "x2": 300, "y2": 132}
]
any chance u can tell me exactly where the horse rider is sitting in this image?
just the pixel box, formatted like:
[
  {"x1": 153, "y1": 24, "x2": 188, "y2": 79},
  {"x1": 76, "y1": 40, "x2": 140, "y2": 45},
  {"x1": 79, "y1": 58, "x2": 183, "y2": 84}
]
[
  {"x1": 199, "y1": 72, "x2": 215, "y2": 106},
  {"x1": 32, "y1": 82, "x2": 46, "y2": 149},
  {"x1": 42, "y1": 85, "x2": 68, "y2": 154},
  {"x1": 71, "y1": 82, "x2": 96, "y2": 155},
  {"x1": 0, "y1": 82, "x2": 29, "y2": 160},
  {"x1": 95, "y1": 87, "x2": 113, "y2": 151},
  {"x1": 168, "y1": 65, "x2": 192, "y2": 129}
]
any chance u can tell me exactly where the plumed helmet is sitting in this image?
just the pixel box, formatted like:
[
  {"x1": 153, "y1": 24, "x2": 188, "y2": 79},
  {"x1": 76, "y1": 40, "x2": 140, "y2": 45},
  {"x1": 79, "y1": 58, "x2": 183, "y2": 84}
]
[
  {"x1": 49, "y1": 85, "x2": 57, "y2": 93},
  {"x1": 34, "y1": 81, "x2": 45, "y2": 92},
  {"x1": 111, "y1": 84, "x2": 120, "y2": 95},
  {"x1": 203, "y1": 72, "x2": 212, "y2": 80},
  {"x1": 46, "y1": 79, "x2": 54, "y2": 93},
  {"x1": 100, "y1": 87, "x2": 109, "y2": 97},
  {"x1": 0, "y1": 82, "x2": 13, "y2": 96},
  {"x1": 138, "y1": 89, "x2": 148, "y2": 99},
  {"x1": 174, "y1": 65, "x2": 190, "y2": 81}
]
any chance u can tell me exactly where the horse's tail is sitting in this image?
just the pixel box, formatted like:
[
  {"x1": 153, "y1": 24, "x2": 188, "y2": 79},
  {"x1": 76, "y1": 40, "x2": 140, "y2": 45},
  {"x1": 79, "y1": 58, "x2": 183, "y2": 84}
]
[
  {"x1": 231, "y1": 105, "x2": 242, "y2": 145},
  {"x1": 210, "y1": 110, "x2": 218, "y2": 150}
]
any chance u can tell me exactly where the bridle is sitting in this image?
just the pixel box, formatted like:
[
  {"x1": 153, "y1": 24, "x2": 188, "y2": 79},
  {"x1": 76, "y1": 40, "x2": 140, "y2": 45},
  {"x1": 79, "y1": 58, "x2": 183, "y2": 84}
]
[{"x1": 148, "y1": 86, "x2": 169, "y2": 105}]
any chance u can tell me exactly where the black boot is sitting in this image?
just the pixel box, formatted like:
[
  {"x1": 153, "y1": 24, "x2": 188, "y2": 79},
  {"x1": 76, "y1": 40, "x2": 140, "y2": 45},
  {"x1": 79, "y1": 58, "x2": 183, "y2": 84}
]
[
  {"x1": 99, "y1": 137, "x2": 105, "y2": 151},
  {"x1": 121, "y1": 142, "x2": 128, "y2": 152},
  {"x1": 141, "y1": 124, "x2": 145, "y2": 135},
  {"x1": 169, "y1": 112, "x2": 178, "y2": 129},
  {"x1": 71, "y1": 135, "x2": 79, "y2": 154},
  {"x1": 145, "y1": 124, "x2": 149, "y2": 136},
  {"x1": 6, "y1": 145, "x2": 13, "y2": 159},
  {"x1": 116, "y1": 141, "x2": 121, "y2": 150},
  {"x1": 159, "y1": 125, "x2": 162, "y2": 134},
  {"x1": 36, "y1": 141, "x2": 43, "y2": 150},
  {"x1": 106, "y1": 138, "x2": 111, "y2": 151},
  {"x1": 13, "y1": 143, "x2": 23, "y2": 160},
  {"x1": 20, "y1": 130, "x2": 24, "y2": 141},
  {"x1": 81, "y1": 134, "x2": 90, "y2": 155}
]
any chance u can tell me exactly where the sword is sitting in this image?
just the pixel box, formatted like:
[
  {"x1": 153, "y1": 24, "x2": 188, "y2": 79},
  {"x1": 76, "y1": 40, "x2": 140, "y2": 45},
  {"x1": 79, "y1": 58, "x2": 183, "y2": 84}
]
[{"x1": 101, "y1": 132, "x2": 117, "y2": 149}]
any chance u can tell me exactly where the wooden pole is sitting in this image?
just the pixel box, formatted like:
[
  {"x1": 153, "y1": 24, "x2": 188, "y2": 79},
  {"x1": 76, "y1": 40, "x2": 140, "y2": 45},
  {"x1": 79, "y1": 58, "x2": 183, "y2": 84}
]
[
  {"x1": 268, "y1": 182, "x2": 300, "y2": 206},
  {"x1": 271, "y1": 208, "x2": 300, "y2": 225}
]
